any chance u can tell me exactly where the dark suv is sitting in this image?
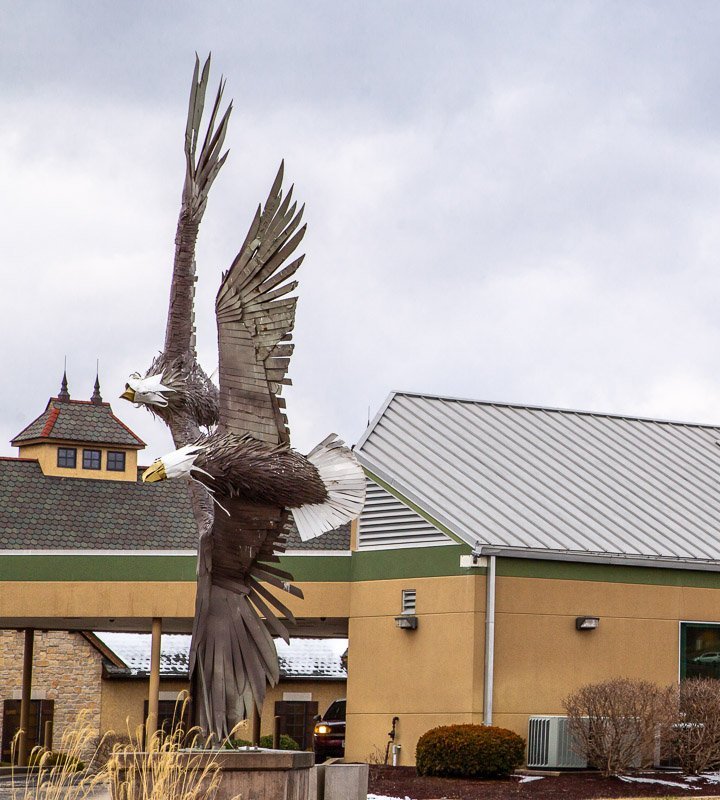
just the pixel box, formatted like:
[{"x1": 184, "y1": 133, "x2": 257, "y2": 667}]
[{"x1": 313, "y1": 699, "x2": 346, "y2": 762}]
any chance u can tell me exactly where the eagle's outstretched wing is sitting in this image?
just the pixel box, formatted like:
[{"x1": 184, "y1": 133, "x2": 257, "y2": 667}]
[
  {"x1": 164, "y1": 53, "x2": 232, "y2": 368},
  {"x1": 127, "y1": 55, "x2": 230, "y2": 447},
  {"x1": 215, "y1": 162, "x2": 306, "y2": 444}
]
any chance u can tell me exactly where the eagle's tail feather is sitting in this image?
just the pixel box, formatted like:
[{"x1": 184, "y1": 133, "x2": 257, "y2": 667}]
[
  {"x1": 190, "y1": 581, "x2": 281, "y2": 741},
  {"x1": 291, "y1": 434, "x2": 366, "y2": 542}
]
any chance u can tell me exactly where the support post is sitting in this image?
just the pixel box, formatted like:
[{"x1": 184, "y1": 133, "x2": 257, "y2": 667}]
[
  {"x1": 17, "y1": 628, "x2": 34, "y2": 766},
  {"x1": 43, "y1": 719, "x2": 53, "y2": 751},
  {"x1": 252, "y1": 705, "x2": 261, "y2": 747},
  {"x1": 146, "y1": 617, "x2": 162, "y2": 748},
  {"x1": 273, "y1": 715, "x2": 281, "y2": 749}
]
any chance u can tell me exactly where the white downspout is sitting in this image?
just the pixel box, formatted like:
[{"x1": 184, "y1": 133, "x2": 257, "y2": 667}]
[{"x1": 483, "y1": 554, "x2": 496, "y2": 726}]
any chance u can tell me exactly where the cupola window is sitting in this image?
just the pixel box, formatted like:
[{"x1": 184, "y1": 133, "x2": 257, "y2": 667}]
[
  {"x1": 83, "y1": 449, "x2": 101, "y2": 470},
  {"x1": 57, "y1": 448, "x2": 77, "y2": 468},
  {"x1": 107, "y1": 451, "x2": 126, "y2": 472}
]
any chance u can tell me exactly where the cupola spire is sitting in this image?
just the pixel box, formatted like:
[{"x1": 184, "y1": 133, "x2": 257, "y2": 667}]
[
  {"x1": 91, "y1": 361, "x2": 103, "y2": 405},
  {"x1": 58, "y1": 361, "x2": 70, "y2": 402}
]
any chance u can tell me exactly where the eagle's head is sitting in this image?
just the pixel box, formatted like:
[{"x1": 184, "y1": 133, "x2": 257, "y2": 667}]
[
  {"x1": 120, "y1": 373, "x2": 174, "y2": 408},
  {"x1": 142, "y1": 444, "x2": 205, "y2": 483}
]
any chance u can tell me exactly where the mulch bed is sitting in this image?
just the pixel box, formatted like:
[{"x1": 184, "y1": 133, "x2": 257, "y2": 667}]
[{"x1": 368, "y1": 765, "x2": 720, "y2": 798}]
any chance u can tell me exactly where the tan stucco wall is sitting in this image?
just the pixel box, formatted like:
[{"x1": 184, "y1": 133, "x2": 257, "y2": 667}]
[
  {"x1": 0, "y1": 582, "x2": 197, "y2": 622},
  {"x1": 100, "y1": 679, "x2": 190, "y2": 736},
  {"x1": 0, "y1": 580, "x2": 349, "y2": 625},
  {"x1": 344, "y1": 570, "x2": 720, "y2": 766},
  {"x1": 18, "y1": 443, "x2": 138, "y2": 481},
  {"x1": 344, "y1": 574, "x2": 484, "y2": 765},
  {"x1": 489, "y1": 575, "x2": 691, "y2": 738}
]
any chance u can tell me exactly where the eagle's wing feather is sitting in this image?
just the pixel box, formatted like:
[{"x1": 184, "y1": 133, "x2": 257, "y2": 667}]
[
  {"x1": 164, "y1": 54, "x2": 232, "y2": 369},
  {"x1": 215, "y1": 162, "x2": 306, "y2": 444}
]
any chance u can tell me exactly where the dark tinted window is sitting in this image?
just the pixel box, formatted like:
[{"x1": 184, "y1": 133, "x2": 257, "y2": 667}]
[
  {"x1": 682, "y1": 622, "x2": 720, "y2": 679},
  {"x1": 57, "y1": 448, "x2": 76, "y2": 468},
  {"x1": 83, "y1": 449, "x2": 101, "y2": 470},
  {"x1": 323, "y1": 700, "x2": 346, "y2": 721},
  {"x1": 107, "y1": 451, "x2": 126, "y2": 472}
]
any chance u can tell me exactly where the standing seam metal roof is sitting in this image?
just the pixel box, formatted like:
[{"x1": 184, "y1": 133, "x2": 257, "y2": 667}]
[{"x1": 355, "y1": 391, "x2": 720, "y2": 563}]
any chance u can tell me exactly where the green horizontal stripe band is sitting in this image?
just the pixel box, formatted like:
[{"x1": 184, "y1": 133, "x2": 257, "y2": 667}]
[
  {"x1": 350, "y1": 545, "x2": 473, "y2": 581},
  {"x1": 5, "y1": 551, "x2": 717, "y2": 587},
  {"x1": 497, "y1": 557, "x2": 720, "y2": 588},
  {"x1": 0, "y1": 554, "x2": 353, "y2": 583},
  {"x1": 0, "y1": 555, "x2": 197, "y2": 582}
]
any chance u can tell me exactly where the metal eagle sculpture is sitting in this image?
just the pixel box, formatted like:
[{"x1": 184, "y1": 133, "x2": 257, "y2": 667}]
[{"x1": 121, "y1": 56, "x2": 365, "y2": 739}]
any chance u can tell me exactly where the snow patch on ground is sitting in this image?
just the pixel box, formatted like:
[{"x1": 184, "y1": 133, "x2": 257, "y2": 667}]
[
  {"x1": 618, "y1": 775, "x2": 699, "y2": 790},
  {"x1": 367, "y1": 794, "x2": 413, "y2": 800},
  {"x1": 517, "y1": 775, "x2": 545, "y2": 783}
]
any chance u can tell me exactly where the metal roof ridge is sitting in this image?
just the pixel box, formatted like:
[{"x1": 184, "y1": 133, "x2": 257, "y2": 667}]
[{"x1": 384, "y1": 390, "x2": 720, "y2": 431}]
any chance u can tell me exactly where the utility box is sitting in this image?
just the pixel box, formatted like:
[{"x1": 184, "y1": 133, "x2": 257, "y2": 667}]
[{"x1": 323, "y1": 763, "x2": 369, "y2": 800}]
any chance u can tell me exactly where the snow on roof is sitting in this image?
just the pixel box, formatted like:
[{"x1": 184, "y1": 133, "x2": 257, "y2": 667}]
[{"x1": 93, "y1": 632, "x2": 347, "y2": 680}]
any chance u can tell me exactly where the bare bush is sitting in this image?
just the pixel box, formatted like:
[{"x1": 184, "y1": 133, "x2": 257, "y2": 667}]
[
  {"x1": 673, "y1": 678, "x2": 720, "y2": 774},
  {"x1": 563, "y1": 678, "x2": 678, "y2": 776}
]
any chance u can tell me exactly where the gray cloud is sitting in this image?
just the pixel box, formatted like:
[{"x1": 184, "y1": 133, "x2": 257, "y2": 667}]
[{"x1": 3, "y1": 1, "x2": 720, "y2": 463}]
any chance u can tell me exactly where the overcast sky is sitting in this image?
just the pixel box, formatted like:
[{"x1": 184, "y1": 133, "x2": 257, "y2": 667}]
[{"x1": 3, "y1": 1, "x2": 720, "y2": 461}]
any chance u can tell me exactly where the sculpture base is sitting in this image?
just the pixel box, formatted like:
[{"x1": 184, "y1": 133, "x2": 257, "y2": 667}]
[
  {"x1": 113, "y1": 748, "x2": 314, "y2": 800},
  {"x1": 212, "y1": 749, "x2": 314, "y2": 800}
]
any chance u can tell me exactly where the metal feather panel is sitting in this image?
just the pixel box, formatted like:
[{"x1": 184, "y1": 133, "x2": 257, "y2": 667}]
[{"x1": 215, "y1": 161, "x2": 306, "y2": 444}]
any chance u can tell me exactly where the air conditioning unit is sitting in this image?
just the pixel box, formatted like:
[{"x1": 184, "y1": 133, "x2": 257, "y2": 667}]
[{"x1": 527, "y1": 716, "x2": 587, "y2": 769}]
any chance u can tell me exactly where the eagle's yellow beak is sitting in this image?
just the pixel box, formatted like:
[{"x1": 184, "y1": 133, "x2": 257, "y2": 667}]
[
  {"x1": 120, "y1": 385, "x2": 136, "y2": 402},
  {"x1": 142, "y1": 460, "x2": 167, "y2": 483}
]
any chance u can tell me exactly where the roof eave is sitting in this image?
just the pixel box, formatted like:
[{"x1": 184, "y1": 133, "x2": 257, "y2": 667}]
[{"x1": 480, "y1": 546, "x2": 720, "y2": 572}]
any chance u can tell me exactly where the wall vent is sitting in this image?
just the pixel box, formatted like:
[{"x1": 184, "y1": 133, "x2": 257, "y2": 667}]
[
  {"x1": 527, "y1": 716, "x2": 587, "y2": 769},
  {"x1": 357, "y1": 478, "x2": 450, "y2": 550},
  {"x1": 401, "y1": 589, "x2": 416, "y2": 614}
]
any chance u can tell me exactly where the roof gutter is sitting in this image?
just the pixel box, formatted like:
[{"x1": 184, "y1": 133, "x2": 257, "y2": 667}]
[{"x1": 479, "y1": 546, "x2": 720, "y2": 572}]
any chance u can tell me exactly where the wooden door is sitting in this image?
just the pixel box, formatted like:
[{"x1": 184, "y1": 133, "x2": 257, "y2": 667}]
[
  {"x1": 1, "y1": 699, "x2": 54, "y2": 762},
  {"x1": 274, "y1": 700, "x2": 318, "y2": 750}
]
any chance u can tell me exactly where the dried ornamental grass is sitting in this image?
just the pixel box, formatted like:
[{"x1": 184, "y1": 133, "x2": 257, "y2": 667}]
[
  {"x1": 9, "y1": 709, "x2": 109, "y2": 800},
  {"x1": 8, "y1": 701, "x2": 237, "y2": 800},
  {"x1": 106, "y1": 726, "x2": 223, "y2": 800}
]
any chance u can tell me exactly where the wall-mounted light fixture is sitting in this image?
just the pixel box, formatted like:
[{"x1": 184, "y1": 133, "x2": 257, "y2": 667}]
[
  {"x1": 575, "y1": 616, "x2": 600, "y2": 631},
  {"x1": 395, "y1": 615, "x2": 418, "y2": 630}
]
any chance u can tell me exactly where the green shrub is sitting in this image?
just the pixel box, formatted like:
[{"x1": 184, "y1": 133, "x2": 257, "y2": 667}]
[
  {"x1": 226, "y1": 734, "x2": 299, "y2": 751},
  {"x1": 415, "y1": 724, "x2": 525, "y2": 778}
]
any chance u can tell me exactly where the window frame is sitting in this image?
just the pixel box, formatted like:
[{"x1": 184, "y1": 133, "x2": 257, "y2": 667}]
[
  {"x1": 57, "y1": 447, "x2": 77, "y2": 469},
  {"x1": 679, "y1": 620, "x2": 720, "y2": 681},
  {"x1": 106, "y1": 451, "x2": 126, "y2": 472},
  {"x1": 82, "y1": 449, "x2": 102, "y2": 471}
]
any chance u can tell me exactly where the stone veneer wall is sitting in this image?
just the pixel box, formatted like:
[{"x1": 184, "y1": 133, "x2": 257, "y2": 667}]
[{"x1": 0, "y1": 630, "x2": 102, "y2": 757}]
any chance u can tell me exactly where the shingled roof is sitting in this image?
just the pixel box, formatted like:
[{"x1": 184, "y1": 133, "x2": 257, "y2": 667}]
[
  {"x1": 285, "y1": 521, "x2": 350, "y2": 551},
  {"x1": 0, "y1": 458, "x2": 350, "y2": 553},
  {"x1": 0, "y1": 460, "x2": 197, "y2": 550},
  {"x1": 11, "y1": 398, "x2": 145, "y2": 448}
]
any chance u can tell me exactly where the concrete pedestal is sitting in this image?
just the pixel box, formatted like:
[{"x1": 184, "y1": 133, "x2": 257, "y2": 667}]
[
  {"x1": 323, "y1": 762, "x2": 369, "y2": 800},
  {"x1": 114, "y1": 749, "x2": 314, "y2": 800}
]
